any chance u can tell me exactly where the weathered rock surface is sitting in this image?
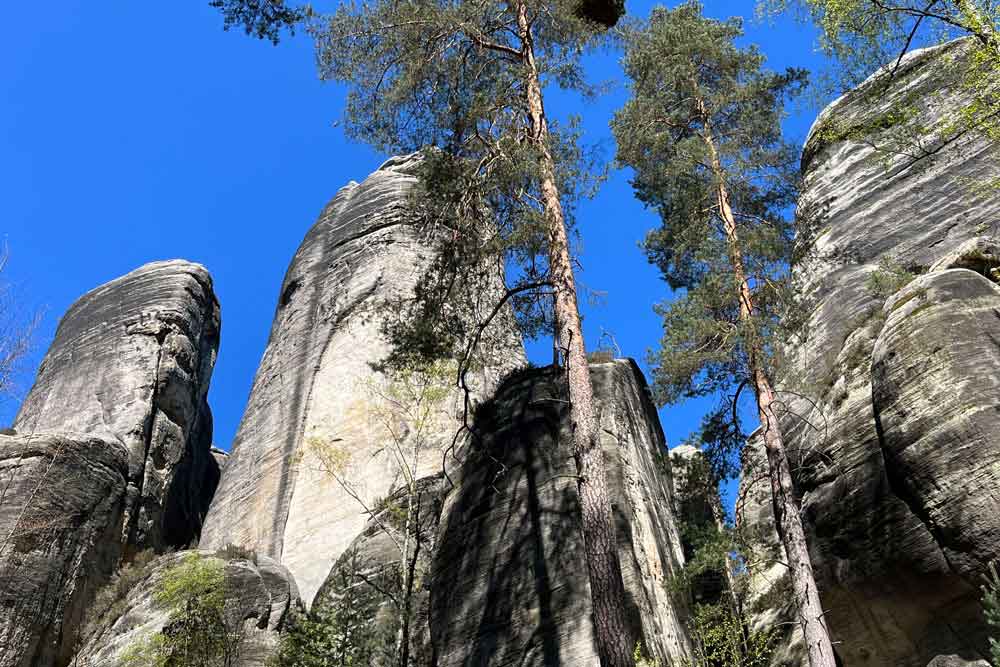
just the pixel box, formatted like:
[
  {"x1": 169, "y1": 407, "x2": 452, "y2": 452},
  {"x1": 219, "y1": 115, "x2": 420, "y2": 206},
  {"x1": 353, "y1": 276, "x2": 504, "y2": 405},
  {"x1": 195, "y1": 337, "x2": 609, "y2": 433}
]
[
  {"x1": 72, "y1": 550, "x2": 300, "y2": 667},
  {"x1": 311, "y1": 474, "x2": 445, "y2": 666},
  {"x1": 430, "y1": 360, "x2": 691, "y2": 666},
  {"x1": 873, "y1": 269, "x2": 1000, "y2": 578},
  {"x1": 200, "y1": 154, "x2": 524, "y2": 605},
  {"x1": 14, "y1": 260, "x2": 221, "y2": 552},
  {"x1": 0, "y1": 433, "x2": 130, "y2": 667},
  {"x1": 742, "y1": 39, "x2": 1000, "y2": 666}
]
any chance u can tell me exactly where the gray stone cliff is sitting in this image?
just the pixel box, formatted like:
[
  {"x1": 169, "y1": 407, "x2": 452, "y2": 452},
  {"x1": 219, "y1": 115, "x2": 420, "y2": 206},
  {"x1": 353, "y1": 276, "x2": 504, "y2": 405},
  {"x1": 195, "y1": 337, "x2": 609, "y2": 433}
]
[
  {"x1": 199, "y1": 154, "x2": 525, "y2": 606},
  {"x1": 71, "y1": 550, "x2": 300, "y2": 667},
  {"x1": 742, "y1": 38, "x2": 1000, "y2": 667},
  {"x1": 0, "y1": 260, "x2": 221, "y2": 667},
  {"x1": 0, "y1": 434, "x2": 130, "y2": 667},
  {"x1": 14, "y1": 260, "x2": 221, "y2": 551},
  {"x1": 430, "y1": 360, "x2": 691, "y2": 666}
]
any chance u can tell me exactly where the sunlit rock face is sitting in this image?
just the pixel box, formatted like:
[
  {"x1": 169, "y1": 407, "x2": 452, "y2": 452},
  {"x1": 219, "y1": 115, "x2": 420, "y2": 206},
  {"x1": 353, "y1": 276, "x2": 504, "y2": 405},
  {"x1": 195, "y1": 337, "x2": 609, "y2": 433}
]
[
  {"x1": 13, "y1": 260, "x2": 221, "y2": 552},
  {"x1": 741, "y1": 38, "x2": 1000, "y2": 666},
  {"x1": 199, "y1": 154, "x2": 525, "y2": 606},
  {"x1": 430, "y1": 360, "x2": 692, "y2": 667}
]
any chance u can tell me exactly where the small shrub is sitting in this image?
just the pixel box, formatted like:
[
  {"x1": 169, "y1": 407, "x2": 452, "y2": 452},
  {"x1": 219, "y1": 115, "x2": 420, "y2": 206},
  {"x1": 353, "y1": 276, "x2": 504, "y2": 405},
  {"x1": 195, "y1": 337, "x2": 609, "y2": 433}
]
[
  {"x1": 122, "y1": 552, "x2": 243, "y2": 667},
  {"x1": 865, "y1": 257, "x2": 916, "y2": 300},
  {"x1": 982, "y1": 561, "x2": 1000, "y2": 666},
  {"x1": 633, "y1": 641, "x2": 660, "y2": 667}
]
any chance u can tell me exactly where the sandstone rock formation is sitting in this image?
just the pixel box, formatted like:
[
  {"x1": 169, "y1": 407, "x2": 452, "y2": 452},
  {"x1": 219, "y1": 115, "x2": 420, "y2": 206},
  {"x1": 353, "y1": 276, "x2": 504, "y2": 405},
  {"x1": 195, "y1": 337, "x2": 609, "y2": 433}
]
[
  {"x1": 72, "y1": 550, "x2": 300, "y2": 667},
  {"x1": 14, "y1": 260, "x2": 221, "y2": 552},
  {"x1": 742, "y1": 39, "x2": 1000, "y2": 666},
  {"x1": 0, "y1": 261, "x2": 221, "y2": 667},
  {"x1": 200, "y1": 154, "x2": 524, "y2": 605},
  {"x1": 0, "y1": 433, "x2": 130, "y2": 667},
  {"x1": 430, "y1": 360, "x2": 691, "y2": 666},
  {"x1": 310, "y1": 474, "x2": 445, "y2": 667}
]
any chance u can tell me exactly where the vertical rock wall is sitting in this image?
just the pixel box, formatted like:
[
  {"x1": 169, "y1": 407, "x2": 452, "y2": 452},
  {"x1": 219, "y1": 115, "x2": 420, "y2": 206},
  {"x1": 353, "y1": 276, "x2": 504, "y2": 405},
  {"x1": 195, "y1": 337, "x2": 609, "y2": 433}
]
[
  {"x1": 429, "y1": 360, "x2": 691, "y2": 666},
  {"x1": 13, "y1": 260, "x2": 221, "y2": 552},
  {"x1": 0, "y1": 260, "x2": 220, "y2": 667},
  {"x1": 200, "y1": 154, "x2": 525, "y2": 605},
  {"x1": 742, "y1": 38, "x2": 1000, "y2": 666},
  {"x1": 0, "y1": 434, "x2": 130, "y2": 667}
]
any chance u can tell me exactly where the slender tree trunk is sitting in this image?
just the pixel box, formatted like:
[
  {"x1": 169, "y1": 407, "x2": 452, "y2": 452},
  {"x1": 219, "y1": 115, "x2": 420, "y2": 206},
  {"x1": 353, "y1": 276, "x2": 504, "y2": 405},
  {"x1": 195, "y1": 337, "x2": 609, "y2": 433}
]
[
  {"x1": 703, "y1": 125, "x2": 836, "y2": 667},
  {"x1": 515, "y1": 3, "x2": 636, "y2": 664}
]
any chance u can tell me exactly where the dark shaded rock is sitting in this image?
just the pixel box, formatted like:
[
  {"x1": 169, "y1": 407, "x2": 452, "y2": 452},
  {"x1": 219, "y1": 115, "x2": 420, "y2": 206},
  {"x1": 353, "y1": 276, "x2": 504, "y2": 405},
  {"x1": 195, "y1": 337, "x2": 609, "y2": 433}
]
[
  {"x1": 741, "y1": 38, "x2": 1000, "y2": 667},
  {"x1": 0, "y1": 433, "x2": 130, "y2": 667},
  {"x1": 14, "y1": 260, "x2": 220, "y2": 552},
  {"x1": 200, "y1": 154, "x2": 524, "y2": 605},
  {"x1": 429, "y1": 360, "x2": 691, "y2": 666},
  {"x1": 71, "y1": 550, "x2": 300, "y2": 667}
]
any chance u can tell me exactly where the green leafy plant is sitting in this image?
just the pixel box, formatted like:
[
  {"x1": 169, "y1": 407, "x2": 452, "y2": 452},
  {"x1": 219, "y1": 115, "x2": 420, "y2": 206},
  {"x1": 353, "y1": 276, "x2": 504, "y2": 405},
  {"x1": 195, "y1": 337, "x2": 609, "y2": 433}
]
[
  {"x1": 982, "y1": 561, "x2": 1000, "y2": 666},
  {"x1": 685, "y1": 602, "x2": 776, "y2": 667},
  {"x1": 865, "y1": 256, "x2": 916, "y2": 300},
  {"x1": 122, "y1": 553, "x2": 243, "y2": 667}
]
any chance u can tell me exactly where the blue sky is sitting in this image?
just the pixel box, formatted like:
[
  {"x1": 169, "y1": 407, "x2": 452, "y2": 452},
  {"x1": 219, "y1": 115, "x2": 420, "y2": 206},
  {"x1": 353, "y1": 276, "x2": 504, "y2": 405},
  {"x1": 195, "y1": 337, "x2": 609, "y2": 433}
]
[{"x1": 1, "y1": 1, "x2": 831, "y2": 505}]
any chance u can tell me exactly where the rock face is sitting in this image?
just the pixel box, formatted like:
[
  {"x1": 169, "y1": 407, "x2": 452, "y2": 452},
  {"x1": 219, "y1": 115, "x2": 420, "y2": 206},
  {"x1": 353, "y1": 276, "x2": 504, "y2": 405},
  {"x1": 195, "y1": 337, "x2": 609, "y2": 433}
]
[
  {"x1": 743, "y1": 39, "x2": 1000, "y2": 666},
  {"x1": 72, "y1": 550, "x2": 300, "y2": 667},
  {"x1": 0, "y1": 433, "x2": 130, "y2": 667},
  {"x1": 200, "y1": 154, "x2": 524, "y2": 605},
  {"x1": 430, "y1": 360, "x2": 691, "y2": 666},
  {"x1": 14, "y1": 260, "x2": 221, "y2": 552},
  {"x1": 311, "y1": 474, "x2": 445, "y2": 667}
]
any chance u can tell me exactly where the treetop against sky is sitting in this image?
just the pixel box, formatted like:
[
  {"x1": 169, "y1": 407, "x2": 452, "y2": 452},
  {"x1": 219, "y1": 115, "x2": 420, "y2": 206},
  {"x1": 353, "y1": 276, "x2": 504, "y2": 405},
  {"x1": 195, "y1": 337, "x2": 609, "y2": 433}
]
[{"x1": 0, "y1": 0, "x2": 829, "y2": 478}]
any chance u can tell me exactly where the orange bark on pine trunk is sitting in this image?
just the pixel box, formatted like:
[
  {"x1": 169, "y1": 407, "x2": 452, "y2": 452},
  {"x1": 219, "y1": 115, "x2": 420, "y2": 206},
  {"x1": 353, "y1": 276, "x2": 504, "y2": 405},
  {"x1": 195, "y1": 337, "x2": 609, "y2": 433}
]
[{"x1": 516, "y1": 3, "x2": 636, "y2": 664}]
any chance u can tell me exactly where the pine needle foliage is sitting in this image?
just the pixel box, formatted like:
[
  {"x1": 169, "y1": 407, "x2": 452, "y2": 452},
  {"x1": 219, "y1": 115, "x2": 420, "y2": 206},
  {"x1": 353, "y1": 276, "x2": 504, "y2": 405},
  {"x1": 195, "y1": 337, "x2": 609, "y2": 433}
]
[
  {"x1": 308, "y1": 0, "x2": 605, "y2": 368},
  {"x1": 209, "y1": 0, "x2": 305, "y2": 43},
  {"x1": 611, "y1": 0, "x2": 806, "y2": 428}
]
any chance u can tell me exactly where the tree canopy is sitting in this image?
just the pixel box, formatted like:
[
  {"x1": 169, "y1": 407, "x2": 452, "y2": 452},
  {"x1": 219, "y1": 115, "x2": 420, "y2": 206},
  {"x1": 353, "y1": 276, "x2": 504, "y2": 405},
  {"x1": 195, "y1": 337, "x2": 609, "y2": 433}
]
[{"x1": 612, "y1": 1, "x2": 805, "y2": 418}]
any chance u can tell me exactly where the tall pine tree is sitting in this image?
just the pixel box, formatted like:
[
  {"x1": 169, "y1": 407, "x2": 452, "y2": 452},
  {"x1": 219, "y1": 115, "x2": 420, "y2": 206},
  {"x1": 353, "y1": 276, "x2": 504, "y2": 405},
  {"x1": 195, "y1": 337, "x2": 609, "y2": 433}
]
[
  {"x1": 304, "y1": 0, "x2": 634, "y2": 663},
  {"x1": 611, "y1": 4, "x2": 836, "y2": 666}
]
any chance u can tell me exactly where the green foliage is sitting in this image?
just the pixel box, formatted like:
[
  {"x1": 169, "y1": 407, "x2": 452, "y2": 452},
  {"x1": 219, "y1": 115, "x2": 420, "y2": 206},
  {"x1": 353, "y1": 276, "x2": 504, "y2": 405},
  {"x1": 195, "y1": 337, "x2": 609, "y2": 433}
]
[
  {"x1": 982, "y1": 561, "x2": 1000, "y2": 666},
  {"x1": 684, "y1": 603, "x2": 776, "y2": 667},
  {"x1": 123, "y1": 553, "x2": 242, "y2": 667},
  {"x1": 307, "y1": 0, "x2": 607, "y2": 372},
  {"x1": 668, "y1": 451, "x2": 777, "y2": 667},
  {"x1": 865, "y1": 256, "x2": 916, "y2": 300},
  {"x1": 761, "y1": 0, "x2": 1000, "y2": 177},
  {"x1": 270, "y1": 552, "x2": 398, "y2": 667},
  {"x1": 209, "y1": 0, "x2": 305, "y2": 44},
  {"x1": 633, "y1": 641, "x2": 661, "y2": 667},
  {"x1": 612, "y1": 1, "x2": 805, "y2": 462}
]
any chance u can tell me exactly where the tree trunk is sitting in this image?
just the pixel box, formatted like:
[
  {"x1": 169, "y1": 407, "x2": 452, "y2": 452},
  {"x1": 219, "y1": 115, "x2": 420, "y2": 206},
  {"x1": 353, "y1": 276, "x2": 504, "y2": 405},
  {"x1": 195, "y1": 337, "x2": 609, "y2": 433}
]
[
  {"x1": 710, "y1": 164, "x2": 836, "y2": 667},
  {"x1": 515, "y1": 3, "x2": 636, "y2": 665}
]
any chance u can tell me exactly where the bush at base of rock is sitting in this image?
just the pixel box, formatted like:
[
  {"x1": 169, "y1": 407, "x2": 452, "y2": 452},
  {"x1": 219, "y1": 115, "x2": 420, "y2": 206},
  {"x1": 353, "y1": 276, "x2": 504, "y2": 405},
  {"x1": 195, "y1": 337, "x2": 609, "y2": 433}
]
[{"x1": 121, "y1": 552, "x2": 245, "y2": 667}]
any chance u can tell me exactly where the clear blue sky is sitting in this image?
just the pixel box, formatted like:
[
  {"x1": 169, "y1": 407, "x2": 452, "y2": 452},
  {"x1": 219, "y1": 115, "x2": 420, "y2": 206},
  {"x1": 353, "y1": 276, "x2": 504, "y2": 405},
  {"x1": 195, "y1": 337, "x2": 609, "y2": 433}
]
[{"x1": 0, "y1": 1, "x2": 831, "y2": 503}]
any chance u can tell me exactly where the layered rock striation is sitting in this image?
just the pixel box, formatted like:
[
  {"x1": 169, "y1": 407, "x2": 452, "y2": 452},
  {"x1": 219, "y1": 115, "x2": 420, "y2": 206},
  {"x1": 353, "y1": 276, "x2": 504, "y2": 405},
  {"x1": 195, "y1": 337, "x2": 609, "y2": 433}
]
[
  {"x1": 72, "y1": 550, "x2": 300, "y2": 667},
  {"x1": 0, "y1": 260, "x2": 221, "y2": 667},
  {"x1": 742, "y1": 39, "x2": 1000, "y2": 666},
  {"x1": 14, "y1": 260, "x2": 221, "y2": 551},
  {"x1": 200, "y1": 154, "x2": 525, "y2": 605},
  {"x1": 430, "y1": 360, "x2": 691, "y2": 666},
  {"x1": 0, "y1": 434, "x2": 130, "y2": 667}
]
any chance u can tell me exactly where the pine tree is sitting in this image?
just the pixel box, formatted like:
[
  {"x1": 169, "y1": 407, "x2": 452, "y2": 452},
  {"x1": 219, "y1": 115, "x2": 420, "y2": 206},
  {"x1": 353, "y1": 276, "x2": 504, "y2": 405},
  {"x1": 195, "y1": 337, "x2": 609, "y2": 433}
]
[
  {"x1": 611, "y1": 4, "x2": 835, "y2": 666},
  {"x1": 305, "y1": 0, "x2": 634, "y2": 663}
]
